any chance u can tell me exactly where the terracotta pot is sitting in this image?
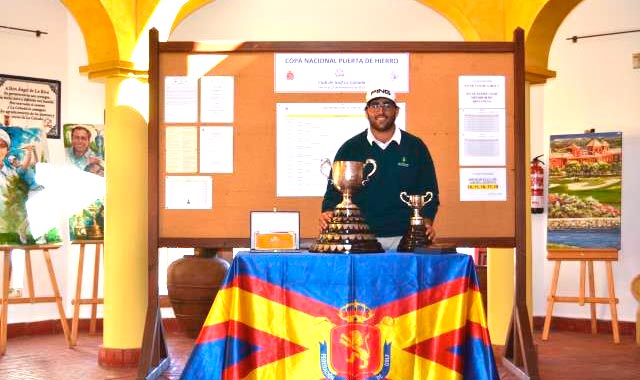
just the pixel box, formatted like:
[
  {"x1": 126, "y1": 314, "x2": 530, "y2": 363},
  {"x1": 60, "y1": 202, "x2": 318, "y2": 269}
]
[{"x1": 167, "y1": 248, "x2": 230, "y2": 338}]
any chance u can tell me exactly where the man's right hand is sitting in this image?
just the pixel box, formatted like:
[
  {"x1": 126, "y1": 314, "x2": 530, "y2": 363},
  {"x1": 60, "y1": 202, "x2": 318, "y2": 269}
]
[{"x1": 319, "y1": 211, "x2": 334, "y2": 231}]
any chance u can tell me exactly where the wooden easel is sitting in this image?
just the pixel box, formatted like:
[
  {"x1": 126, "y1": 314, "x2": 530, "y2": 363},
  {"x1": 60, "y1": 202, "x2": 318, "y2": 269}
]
[
  {"x1": 632, "y1": 275, "x2": 640, "y2": 345},
  {"x1": 70, "y1": 240, "x2": 104, "y2": 346},
  {"x1": 0, "y1": 244, "x2": 70, "y2": 355},
  {"x1": 542, "y1": 248, "x2": 620, "y2": 343}
]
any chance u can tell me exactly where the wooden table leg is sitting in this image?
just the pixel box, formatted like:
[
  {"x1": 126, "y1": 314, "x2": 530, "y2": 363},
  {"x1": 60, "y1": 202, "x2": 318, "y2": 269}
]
[
  {"x1": 71, "y1": 243, "x2": 86, "y2": 346},
  {"x1": 42, "y1": 248, "x2": 71, "y2": 347},
  {"x1": 0, "y1": 249, "x2": 11, "y2": 355},
  {"x1": 542, "y1": 260, "x2": 562, "y2": 340},
  {"x1": 89, "y1": 243, "x2": 101, "y2": 335}
]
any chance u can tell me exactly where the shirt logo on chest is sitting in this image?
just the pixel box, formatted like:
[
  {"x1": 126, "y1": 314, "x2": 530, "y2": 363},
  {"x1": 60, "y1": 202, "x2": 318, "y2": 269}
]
[{"x1": 398, "y1": 156, "x2": 409, "y2": 167}]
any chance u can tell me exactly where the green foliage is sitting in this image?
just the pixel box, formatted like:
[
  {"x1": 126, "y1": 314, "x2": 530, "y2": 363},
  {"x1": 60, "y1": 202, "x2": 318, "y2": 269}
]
[
  {"x1": 548, "y1": 193, "x2": 620, "y2": 219},
  {"x1": 1, "y1": 173, "x2": 62, "y2": 245},
  {"x1": 44, "y1": 228, "x2": 62, "y2": 243},
  {"x1": 0, "y1": 232, "x2": 21, "y2": 245},
  {"x1": 2, "y1": 173, "x2": 29, "y2": 234},
  {"x1": 548, "y1": 176, "x2": 621, "y2": 209}
]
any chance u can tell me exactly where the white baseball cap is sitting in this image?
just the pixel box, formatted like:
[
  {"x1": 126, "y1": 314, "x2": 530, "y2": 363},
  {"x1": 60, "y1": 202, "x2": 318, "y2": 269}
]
[
  {"x1": 0, "y1": 129, "x2": 11, "y2": 146},
  {"x1": 365, "y1": 87, "x2": 396, "y2": 104}
]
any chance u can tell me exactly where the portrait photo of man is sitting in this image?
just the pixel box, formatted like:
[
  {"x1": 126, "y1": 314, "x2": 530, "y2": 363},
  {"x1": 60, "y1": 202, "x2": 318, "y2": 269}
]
[{"x1": 63, "y1": 124, "x2": 105, "y2": 177}]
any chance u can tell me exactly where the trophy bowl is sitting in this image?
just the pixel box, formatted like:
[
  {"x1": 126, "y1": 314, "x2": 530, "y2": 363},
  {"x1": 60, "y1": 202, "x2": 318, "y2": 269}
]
[
  {"x1": 310, "y1": 159, "x2": 384, "y2": 254},
  {"x1": 325, "y1": 159, "x2": 376, "y2": 209}
]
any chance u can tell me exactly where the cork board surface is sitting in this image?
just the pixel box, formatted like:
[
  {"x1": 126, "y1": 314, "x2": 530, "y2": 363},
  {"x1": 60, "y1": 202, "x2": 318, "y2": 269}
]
[{"x1": 157, "y1": 51, "x2": 515, "y2": 241}]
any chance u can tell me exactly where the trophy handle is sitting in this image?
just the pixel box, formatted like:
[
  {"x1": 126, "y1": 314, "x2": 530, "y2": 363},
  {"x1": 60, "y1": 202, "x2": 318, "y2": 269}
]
[
  {"x1": 320, "y1": 158, "x2": 332, "y2": 183},
  {"x1": 422, "y1": 191, "x2": 434, "y2": 204},
  {"x1": 400, "y1": 191, "x2": 412, "y2": 207},
  {"x1": 362, "y1": 158, "x2": 377, "y2": 186}
]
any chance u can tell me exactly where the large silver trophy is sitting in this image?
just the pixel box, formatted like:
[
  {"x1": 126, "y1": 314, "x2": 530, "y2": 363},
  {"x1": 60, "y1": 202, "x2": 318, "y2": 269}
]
[
  {"x1": 397, "y1": 191, "x2": 434, "y2": 252},
  {"x1": 310, "y1": 159, "x2": 384, "y2": 253}
]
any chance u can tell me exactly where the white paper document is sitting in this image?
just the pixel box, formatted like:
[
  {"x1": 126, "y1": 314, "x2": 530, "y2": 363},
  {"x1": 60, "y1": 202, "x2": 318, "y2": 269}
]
[
  {"x1": 458, "y1": 108, "x2": 506, "y2": 166},
  {"x1": 276, "y1": 102, "x2": 405, "y2": 197},
  {"x1": 165, "y1": 176, "x2": 213, "y2": 209},
  {"x1": 200, "y1": 126, "x2": 233, "y2": 173},
  {"x1": 274, "y1": 53, "x2": 409, "y2": 93},
  {"x1": 165, "y1": 126, "x2": 198, "y2": 173},
  {"x1": 458, "y1": 75, "x2": 505, "y2": 109},
  {"x1": 200, "y1": 76, "x2": 234, "y2": 123},
  {"x1": 164, "y1": 76, "x2": 198, "y2": 123},
  {"x1": 459, "y1": 167, "x2": 507, "y2": 201},
  {"x1": 458, "y1": 76, "x2": 506, "y2": 166}
]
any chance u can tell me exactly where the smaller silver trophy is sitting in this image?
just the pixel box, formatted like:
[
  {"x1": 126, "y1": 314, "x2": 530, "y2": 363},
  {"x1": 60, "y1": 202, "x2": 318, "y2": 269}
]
[
  {"x1": 310, "y1": 159, "x2": 384, "y2": 253},
  {"x1": 397, "y1": 191, "x2": 434, "y2": 252}
]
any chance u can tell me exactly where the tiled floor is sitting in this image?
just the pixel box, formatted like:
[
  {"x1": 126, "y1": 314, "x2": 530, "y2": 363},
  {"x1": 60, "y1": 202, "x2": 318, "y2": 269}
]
[{"x1": 0, "y1": 330, "x2": 637, "y2": 379}]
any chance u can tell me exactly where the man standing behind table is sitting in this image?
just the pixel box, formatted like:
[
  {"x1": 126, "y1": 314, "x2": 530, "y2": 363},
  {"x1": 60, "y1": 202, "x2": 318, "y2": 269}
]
[
  {"x1": 66, "y1": 125, "x2": 104, "y2": 175},
  {"x1": 319, "y1": 87, "x2": 440, "y2": 251}
]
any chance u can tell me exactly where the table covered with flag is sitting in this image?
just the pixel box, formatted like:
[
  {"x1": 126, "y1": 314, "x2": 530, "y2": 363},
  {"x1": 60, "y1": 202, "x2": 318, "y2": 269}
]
[{"x1": 180, "y1": 251, "x2": 499, "y2": 380}]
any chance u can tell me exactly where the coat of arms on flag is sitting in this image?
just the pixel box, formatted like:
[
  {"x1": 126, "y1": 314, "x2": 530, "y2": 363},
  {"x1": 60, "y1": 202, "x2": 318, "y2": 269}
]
[
  {"x1": 180, "y1": 252, "x2": 499, "y2": 380},
  {"x1": 319, "y1": 301, "x2": 391, "y2": 380}
]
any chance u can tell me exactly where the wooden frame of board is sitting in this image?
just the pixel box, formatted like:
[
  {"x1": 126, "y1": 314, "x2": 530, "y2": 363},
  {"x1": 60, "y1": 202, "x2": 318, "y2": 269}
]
[{"x1": 138, "y1": 28, "x2": 537, "y2": 380}]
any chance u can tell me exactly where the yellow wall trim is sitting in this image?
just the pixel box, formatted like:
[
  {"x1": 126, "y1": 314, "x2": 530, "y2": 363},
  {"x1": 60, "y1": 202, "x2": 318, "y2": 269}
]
[
  {"x1": 525, "y1": 65, "x2": 557, "y2": 84},
  {"x1": 79, "y1": 60, "x2": 148, "y2": 81}
]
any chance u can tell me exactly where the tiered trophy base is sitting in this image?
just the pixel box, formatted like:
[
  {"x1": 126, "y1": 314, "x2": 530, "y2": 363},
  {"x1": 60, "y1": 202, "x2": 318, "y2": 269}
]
[
  {"x1": 397, "y1": 224, "x2": 431, "y2": 252},
  {"x1": 310, "y1": 205, "x2": 383, "y2": 254}
]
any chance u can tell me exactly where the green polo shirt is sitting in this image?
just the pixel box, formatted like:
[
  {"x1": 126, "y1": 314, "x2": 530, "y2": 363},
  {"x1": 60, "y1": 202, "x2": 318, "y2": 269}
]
[{"x1": 321, "y1": 129, "x2": 439, "y2": 237}]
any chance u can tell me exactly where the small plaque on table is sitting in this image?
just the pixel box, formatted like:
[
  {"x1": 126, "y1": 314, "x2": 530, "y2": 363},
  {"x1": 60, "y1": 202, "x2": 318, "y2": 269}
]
[
  {"x1": 250, "y1": 211, "x2": 300, "y2": 251},
  {"x1": 254, "y1": 232, "x2": 297, "y2": 250}
]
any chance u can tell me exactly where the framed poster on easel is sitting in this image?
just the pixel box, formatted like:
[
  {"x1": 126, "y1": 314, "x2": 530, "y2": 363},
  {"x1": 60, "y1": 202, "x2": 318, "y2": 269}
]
[{"x1": 0, "y1": 74, "x2": 61, "y2": 138}]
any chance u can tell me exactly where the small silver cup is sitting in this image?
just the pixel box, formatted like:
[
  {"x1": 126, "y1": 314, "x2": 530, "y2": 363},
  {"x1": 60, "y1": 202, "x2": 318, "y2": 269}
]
[
  {"x1": 400, "y1": 191, "x2": 433, "y2": 226},
  {"x1": 397, "y1": 191, "x2": 434, "y2": 252}
]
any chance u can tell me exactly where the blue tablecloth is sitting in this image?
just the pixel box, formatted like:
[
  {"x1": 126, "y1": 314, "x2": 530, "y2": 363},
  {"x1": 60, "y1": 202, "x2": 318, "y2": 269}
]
[{"x1": 181, "y1": 251, "x2": 498, "y2": 380}]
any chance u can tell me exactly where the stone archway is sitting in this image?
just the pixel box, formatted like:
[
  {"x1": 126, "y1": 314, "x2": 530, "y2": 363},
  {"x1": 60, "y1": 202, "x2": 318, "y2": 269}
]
[
  {"x1": 61, "y1": 0, "x2": 583, "y2": 84},
  {"x1": 525, "y1": 0, "x2": 583, "y2": 83}
]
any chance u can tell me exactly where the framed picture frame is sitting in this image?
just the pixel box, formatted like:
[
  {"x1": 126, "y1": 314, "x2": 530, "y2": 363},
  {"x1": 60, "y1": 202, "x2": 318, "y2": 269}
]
[
  {"x1": 0, "y1": 73, "x2": 62, "y2": 138},
  {"x1": 250, "y1": 211, "x2": 300, "y2": 251}
]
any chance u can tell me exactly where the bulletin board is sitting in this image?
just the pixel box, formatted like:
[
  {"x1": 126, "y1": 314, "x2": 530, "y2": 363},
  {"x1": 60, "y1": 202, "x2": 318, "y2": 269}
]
[
  {"x1": 150, "y1": 39, "x2": 525, "y2": 249},
  {"x1": 141, "y1": 29, "x2": 536, "y2": 380}
]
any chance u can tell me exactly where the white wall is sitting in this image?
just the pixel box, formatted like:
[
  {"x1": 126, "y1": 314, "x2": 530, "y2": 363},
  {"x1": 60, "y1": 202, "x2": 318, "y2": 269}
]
[
  {"x1": 0, "y1": 0, "x2": 637, "y2": 326},
  {"x1": 531, "y1": 0, "x2": 640, "y2": 322},
  {"x1": 169, "y1": 0, "x2": 463, "y2": 41}
]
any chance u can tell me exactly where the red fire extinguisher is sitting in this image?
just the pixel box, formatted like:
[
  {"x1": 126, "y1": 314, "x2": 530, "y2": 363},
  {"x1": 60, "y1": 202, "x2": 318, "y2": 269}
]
[{"x1": 530, "y1": 155, "x2": 545, "y2": 214}]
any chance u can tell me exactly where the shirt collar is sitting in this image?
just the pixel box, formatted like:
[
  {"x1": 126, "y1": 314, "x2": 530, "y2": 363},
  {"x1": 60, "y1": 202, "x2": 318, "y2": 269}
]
[{"x1": 367, "y1": 126, "x2": 402, "y2": 149}]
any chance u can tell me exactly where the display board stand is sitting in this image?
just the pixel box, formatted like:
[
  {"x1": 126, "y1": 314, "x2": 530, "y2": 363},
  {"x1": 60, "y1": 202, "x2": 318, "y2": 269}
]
[
  {"x1": 501, "y1": 31, "x2": 540, "y2": 380},
  {"x1": 139, "y1": 27, "x2": 538, "y2": 380},
  {"x1": 0, "y1": 244, "x2": 70, "y2": 356},
  {"x1": 138, "y1": 27, "x2": 170, "y2": 380}
]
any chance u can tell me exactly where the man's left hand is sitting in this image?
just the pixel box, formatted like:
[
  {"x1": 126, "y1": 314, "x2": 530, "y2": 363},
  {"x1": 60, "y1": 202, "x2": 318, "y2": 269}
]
[{"x1": 425, "y1": 223, "x2": 436, "y2": 242}]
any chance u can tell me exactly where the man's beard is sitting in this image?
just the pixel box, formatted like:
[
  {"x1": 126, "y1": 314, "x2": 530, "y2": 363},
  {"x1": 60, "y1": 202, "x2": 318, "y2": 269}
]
[{"x1": 369, "y1": 115, "x2": 396, "y2": 133}]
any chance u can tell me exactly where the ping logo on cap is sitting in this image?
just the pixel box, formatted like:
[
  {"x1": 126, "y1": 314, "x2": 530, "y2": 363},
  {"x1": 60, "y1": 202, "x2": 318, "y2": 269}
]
[
  {"x1": 366, "y1": 87, "x2": 396, "y2": 103},
  {"x1": 370, "y1": 89, "x2": 391, "y2": 97}
]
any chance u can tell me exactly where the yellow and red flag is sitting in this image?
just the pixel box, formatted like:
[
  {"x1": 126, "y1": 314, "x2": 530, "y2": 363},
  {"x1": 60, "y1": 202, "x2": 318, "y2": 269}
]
[{"x1": 181, "y1": 252, "x2": 498, "y2": 380}]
